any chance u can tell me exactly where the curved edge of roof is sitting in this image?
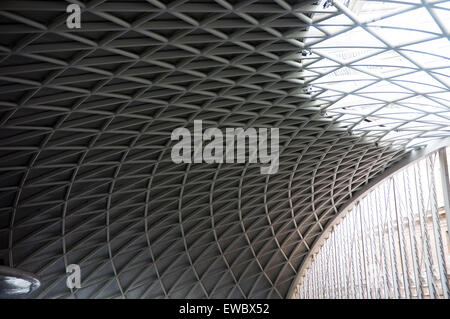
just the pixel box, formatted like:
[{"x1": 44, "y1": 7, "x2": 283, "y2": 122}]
[{"x1": 287, "y1": 135, "x2": 450, "y2": 298}]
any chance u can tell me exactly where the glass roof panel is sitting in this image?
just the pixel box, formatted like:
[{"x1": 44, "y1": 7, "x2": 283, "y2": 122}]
[
  {"x1": 368, "y1": 8, "x2": 441, "y2": 33},
  {"x1": 307, "y1": 0, "x2": 450, "y2": 150},
  {"x1": 433, "y1": 8, "x2": 450, "y2": 33}
]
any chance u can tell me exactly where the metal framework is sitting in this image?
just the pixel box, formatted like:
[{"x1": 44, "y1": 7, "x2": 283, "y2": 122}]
[
  {"x1": 0, "y1": 0, "x2": 448, "y2": 298},
  {"x1": 306, "y1": 0, "x2": 450, "y2": 149},
  {"x1": 294, "y1": 146, "x2": 450, "y2": 299}
]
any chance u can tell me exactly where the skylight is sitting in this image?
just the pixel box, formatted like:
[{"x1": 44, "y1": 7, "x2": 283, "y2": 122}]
[{"x1": 305, "y1": 0, "x2": 450, "y2": 150}]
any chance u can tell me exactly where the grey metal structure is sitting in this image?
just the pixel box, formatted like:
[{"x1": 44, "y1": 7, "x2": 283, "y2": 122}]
[{"x1": 0, "y1": 0, "x2": 448, "y2": 298}]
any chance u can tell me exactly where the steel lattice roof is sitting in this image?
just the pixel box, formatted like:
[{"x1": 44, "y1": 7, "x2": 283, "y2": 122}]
[{"x1": 0, "y1": 0, "x2": 448, "y2": 298}]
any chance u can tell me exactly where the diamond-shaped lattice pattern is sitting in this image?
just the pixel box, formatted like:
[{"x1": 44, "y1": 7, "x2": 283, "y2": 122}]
[
  {"x1": 0, "y1": 0, "x2": 446, "y2": 299},
  {"x1": 306, "y1": 0, "x2": 450, "y2": 149}
]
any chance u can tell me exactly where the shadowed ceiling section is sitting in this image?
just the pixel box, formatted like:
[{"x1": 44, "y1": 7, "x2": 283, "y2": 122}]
[{"x1": 0, "y1": 0, "x2": 408, "y2": 298}]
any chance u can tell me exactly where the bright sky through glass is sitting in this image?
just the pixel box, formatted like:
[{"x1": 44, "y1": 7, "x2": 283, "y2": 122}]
[{"x1": 304, "y1": 0, "x2": 450, "y2": 150}]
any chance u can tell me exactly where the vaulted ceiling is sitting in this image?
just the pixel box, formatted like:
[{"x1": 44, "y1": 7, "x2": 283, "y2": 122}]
[{"x1": 0, "y1": 0, "x2": 448, "y2": 298}]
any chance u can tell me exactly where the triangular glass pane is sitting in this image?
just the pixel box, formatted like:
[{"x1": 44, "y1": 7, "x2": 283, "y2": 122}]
[
  {"x1": 316, "y1": 80, "x2": 375, "y2": 93},
  {"x1": 371, "y1": 104, "x2": 424, "y2": 120},
  {"x1": 358, "y1": 92, "x2": 413, "y2": 102},
  {"x1": 392, "y1": 71, "x2": 447, "y2": 90},
  {"x1": 399, "y1": 122, "x2": 440, "y2": 131},
  {"x1": 313, "y1": 48, "x2": 385, "y2": 64},
  {"x1": 401, "y1": 49, "x2": 450, "y2": 69},
  {"x1": 419, "y1": 113, "x2": 450, "y2": 125},
  {"x1": 368, "y1": 8, "x2": 441, "y2": 34},
  {"x1": 328, "y1": 94, "x2": 381, "y2": 109},
  {"x1": 353, "y1": 65, "x2": 413, "y2": 78},
  {"x1": 340, "y1": 104, "x2": 385, "y2": 116},
  {"x1": 368, "y1": 27, "x2": 436, "y2": 47},
  {"x1": 353, "y1": 50, "x2": 416, "y2": 68},
  {"x1": 433, "y1": 8, "x2": 450, "y2": 33},
  {"x1": 355, "y1": 1, "x2": 416, "y2": 22},
  {"x1": 312, "y1": 67, "x2": 377, "y2": 84},
  {"x1": 402, "y1": 38, "x2": 450, "y2": 59},
  {"x1": 431, "y1": 67, "x2": 450, "y2": 77},
  {"x1": 316, "y1": 27, "x2": 385, "y2": 49},
  {"x1": 432, "y1": 73, "x2": 450, "y2": 88},
  {"x1": 399, "y1": 95, "x2": 448, "y2": 112},
  {"x1": 308, "y1": 58, "x2": 341, "y2": 69},
  {"x1": 355, "y1": 80, "x2": 414, "y2": 94},
  {"x1": 435, "y1": 1, "x2": 450, "y2": 9}
]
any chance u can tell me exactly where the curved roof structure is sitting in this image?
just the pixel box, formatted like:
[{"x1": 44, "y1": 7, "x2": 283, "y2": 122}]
[{"x1": 0, "y1": 0, "x2": 448, "y2": 298}]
